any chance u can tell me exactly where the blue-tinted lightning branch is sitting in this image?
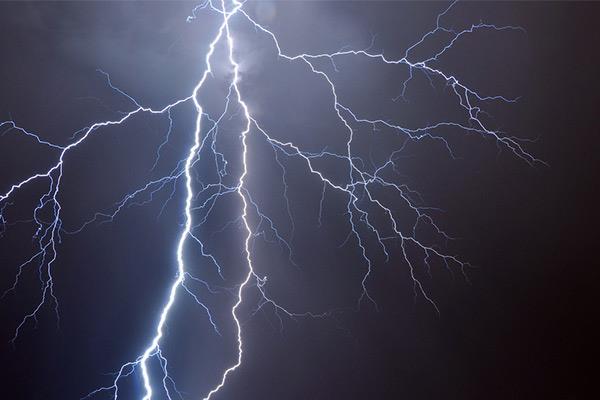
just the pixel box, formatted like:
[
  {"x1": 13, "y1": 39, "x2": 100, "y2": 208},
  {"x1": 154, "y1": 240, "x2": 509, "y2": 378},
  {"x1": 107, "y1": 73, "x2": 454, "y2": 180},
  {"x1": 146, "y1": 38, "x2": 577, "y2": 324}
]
[{"x1": 0, "y1": 1, "x2": 541, "y2": 399}]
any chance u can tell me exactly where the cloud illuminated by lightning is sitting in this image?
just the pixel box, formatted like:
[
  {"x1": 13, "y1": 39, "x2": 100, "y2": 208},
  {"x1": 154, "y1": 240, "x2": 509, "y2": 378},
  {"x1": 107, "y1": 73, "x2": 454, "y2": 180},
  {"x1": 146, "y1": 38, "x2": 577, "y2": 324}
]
[{"x1": 0, "y1": 1, "x2": 543, "y2": 398}]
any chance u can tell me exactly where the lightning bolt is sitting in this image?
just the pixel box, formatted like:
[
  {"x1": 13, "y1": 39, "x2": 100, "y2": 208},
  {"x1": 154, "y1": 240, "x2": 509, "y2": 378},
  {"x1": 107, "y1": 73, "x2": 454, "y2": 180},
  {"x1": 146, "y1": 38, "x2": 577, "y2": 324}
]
[{"x1": 0, "y1": 1, "x2": 543, "y2": 399}]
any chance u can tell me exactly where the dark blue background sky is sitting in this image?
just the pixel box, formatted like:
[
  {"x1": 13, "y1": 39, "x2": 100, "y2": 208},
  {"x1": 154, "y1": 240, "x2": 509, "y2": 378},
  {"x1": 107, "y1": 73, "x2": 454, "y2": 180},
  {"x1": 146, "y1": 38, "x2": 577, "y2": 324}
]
[{"x1": 0, "y1": 1, "x2": 597, "y2": 399}]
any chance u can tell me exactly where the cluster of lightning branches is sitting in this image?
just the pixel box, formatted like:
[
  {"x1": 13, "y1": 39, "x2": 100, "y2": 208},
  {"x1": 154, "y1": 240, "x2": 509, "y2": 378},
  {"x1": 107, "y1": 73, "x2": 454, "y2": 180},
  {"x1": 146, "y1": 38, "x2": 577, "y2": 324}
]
[{"x1": 0, "y1": 1, "x2": 545, "y2": 399}]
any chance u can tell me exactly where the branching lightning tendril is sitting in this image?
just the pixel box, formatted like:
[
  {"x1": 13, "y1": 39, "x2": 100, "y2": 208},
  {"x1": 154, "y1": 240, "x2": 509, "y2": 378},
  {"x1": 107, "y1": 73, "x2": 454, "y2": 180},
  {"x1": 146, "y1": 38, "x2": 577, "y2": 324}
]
[{"x1": 0, "y1": 1, "x2": 542, "y2": 398}]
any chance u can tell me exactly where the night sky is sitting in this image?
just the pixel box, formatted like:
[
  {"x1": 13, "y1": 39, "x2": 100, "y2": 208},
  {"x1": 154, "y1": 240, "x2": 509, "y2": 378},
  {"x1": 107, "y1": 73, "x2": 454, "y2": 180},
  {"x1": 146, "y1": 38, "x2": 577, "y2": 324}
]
[{"x1": 0, "y1": 1, "x2": 597, "y2": 399}]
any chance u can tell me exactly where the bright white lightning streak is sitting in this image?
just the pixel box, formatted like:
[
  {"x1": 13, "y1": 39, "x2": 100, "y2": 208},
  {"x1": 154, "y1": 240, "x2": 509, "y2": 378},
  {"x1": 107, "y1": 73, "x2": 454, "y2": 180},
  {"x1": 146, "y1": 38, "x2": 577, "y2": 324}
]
[
  {"x1": 202, "y1": 2, "x2": 252, "y2": 398},
  {"x1": 0, "y1": 0, "x2": 546, "y2": 399},
  {"x1": 136, "y1": 0, "x2": 254, "y2": 398},
  {"x1": 138, "y1": 3, "x2": 236, "y2": 399}
]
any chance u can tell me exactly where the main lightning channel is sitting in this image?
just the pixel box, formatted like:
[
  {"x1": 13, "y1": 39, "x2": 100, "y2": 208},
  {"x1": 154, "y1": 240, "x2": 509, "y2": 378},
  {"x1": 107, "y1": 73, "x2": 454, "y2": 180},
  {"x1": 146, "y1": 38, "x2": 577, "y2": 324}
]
[{"x1": 137, "y1": 4, "x2": 236, "y2": 399}]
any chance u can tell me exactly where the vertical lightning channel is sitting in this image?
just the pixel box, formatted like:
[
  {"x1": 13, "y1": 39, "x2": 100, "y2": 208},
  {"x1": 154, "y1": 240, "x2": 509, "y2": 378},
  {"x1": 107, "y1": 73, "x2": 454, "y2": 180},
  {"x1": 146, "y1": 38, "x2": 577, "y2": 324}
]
[
  {"x1": 136, "y1": 98, "x2": 200, "y2": 400},
  {"x1": 204, "y1": 0, "x2": 252, "y2": 398},
  {"x1": 137, "y1": 7, "x2": 232, "y2": 399}
]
